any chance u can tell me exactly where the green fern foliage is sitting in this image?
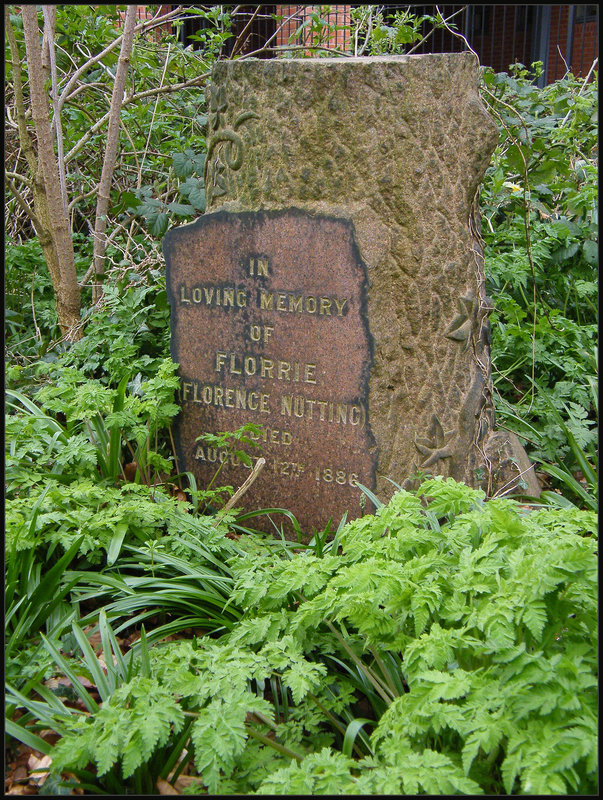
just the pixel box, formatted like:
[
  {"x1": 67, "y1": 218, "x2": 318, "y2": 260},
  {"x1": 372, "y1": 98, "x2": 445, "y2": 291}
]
[
  {"x1": 7, "y1": 479, "x2": 597, "y2": 795},
  {"x1": 50, "y1": 676, "x2": 184, "y2": 778},
  {"x1": 231, "y1": 479, "x2": 598, "y2": 795},
  {"x1": 191, "y1": 690, "x2": 274, "y2": 793}
]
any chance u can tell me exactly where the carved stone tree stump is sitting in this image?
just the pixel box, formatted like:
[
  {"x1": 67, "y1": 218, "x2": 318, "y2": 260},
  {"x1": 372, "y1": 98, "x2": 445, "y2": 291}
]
[
  {"x1": 201, "y1": 53, "x2": 539, "y2": 500},
  {"x1": 165, "y1": 54, "x2": 539, "y2": 536}
]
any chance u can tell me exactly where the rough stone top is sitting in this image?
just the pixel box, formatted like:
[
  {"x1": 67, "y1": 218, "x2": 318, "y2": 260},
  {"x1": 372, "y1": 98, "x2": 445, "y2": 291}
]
[
  {"x1": 214, "y1": 52, "x2": 477, "y2": 65},
  {"x1": 212, "y1": 51, "x2": 479, "y2": 73}
]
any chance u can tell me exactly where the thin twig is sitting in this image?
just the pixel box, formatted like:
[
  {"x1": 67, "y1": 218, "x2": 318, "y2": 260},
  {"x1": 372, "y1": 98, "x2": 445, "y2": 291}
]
[
  {"x1": 491, "y1": 462, "x2": 539, "y2": 499},
  {"x1": 92, "y1": 4, "x2": 137, "y2": 298},
  {"x1": 5, "y1": 171, "x2": 33, "y2": 189},
  {"x1": 560, "y1": 58, "x2": 598, "y2": 127},
  {"x1": 5, "y1": 177, "x2": 41, "y2": 231},
  {"x1": 60, "y1": 81, "x2": 109, "y2": 105},
  {"x1": 57, "y1": 5, "x2": 190, "y2": 110},
  {"x1": 64, "y1": 72, "x2": 211, "y2": 163},
  {"x1": 356, "y1": 5, "x2": 374, "y2": 57},
  {"x1": 556, "y1": 45, "x2": 571, "y2": 78},
  {"x1": 168, "y1": 425, "x2": 182, "y2": 489},
  {"x1": 67, "y1": 184, "x2": 99, "y2": 213},
  {"x1": 229, "y1": 5, "x2": 261, "y2": 59},
  {"x1": 406, "y1": 6, "x2": 466, "y2": 56},
  {"x1": 138, "y1": 43, "x2": 171, "y2": 188},
  {"x1": 43, "y1": 5, "x2": 68, "y2": 217},
  {"x1": 30, "y1": 266, "x2": 42, "y2": 342},
  {"x1": 213, "y1": 457, "x2": 266, "y2": 525}
]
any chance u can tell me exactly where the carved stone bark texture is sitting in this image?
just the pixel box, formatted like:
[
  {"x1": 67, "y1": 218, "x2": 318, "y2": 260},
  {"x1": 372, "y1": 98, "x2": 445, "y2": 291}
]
[{"x1": 203, "y1": 53, "x2": 539, "y2": 498}]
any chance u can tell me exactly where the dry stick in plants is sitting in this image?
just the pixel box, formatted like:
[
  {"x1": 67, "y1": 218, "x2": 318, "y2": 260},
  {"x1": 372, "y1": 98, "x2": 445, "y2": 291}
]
[
  {"x1": 237, "y1": 6, "x2": 352, "y2": 60},
  {"x1": 213, "y1": 457, "x2": 266, "y2": 527},
  {"x1": 63, "y1": 71, "x2": 212, "y2": 166},
  {"x1": 405, "y1": 6, "x2": 465, "y2": 56},
  {"x1": 119, "y1": 41, "x2": 173, "y2": 265},
  {"x1": 229, "y1": 5, "x2": 262, "y2": 59}
]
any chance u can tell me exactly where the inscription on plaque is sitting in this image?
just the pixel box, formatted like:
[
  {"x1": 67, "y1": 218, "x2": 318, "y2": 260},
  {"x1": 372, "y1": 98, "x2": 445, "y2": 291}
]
[{"x1": 163, "y1": 209, "x2": 377, "y2": 533}]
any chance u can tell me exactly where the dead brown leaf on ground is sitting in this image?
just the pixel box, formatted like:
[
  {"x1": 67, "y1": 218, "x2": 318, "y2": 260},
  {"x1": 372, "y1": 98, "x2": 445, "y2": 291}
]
[{"x1": 157, "y1": 776, "x2": 180, "y2": 794}]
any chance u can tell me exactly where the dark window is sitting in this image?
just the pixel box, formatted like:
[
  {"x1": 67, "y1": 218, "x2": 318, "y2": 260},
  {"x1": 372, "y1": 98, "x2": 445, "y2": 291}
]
[
  {"x1": 514, "y1": 6, "x2": 535, "y2": 31},
  {"x1": 575, "y1": 5, "x2": 598, "y2": 23}
]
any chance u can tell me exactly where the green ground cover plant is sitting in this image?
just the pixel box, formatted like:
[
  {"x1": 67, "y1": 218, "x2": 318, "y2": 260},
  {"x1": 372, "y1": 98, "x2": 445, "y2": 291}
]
[
  {"x1": 4, "y1": 5, "x2": 598, "y2": 795},
  {"x1": 480, "y1": 62, "x2": 598, "y2": 498},
  {"x1": 7, "y1": 479, "x2": 597, "y2": 794}
]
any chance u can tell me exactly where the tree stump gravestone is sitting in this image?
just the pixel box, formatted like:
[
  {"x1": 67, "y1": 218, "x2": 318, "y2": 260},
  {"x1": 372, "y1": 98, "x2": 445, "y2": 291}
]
[{"x1": 164, "y1": 53, "x2": 539, "y2": 535}]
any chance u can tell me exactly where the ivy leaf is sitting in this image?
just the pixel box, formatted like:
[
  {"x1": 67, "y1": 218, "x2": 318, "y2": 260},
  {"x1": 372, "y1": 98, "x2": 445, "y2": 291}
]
[
  {"x1": 178, "y1": 178, "x2": 206, "y2": 212},
  {"x1": 173, "y1": 149, "x2": 206, "y2": 178}
]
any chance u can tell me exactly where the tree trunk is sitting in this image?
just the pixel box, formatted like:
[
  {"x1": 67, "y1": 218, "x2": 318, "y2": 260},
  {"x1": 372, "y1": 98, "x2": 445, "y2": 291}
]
[
  {"x1": 21, "y1": 6, "x2": 81, "y2": 340},
  {"x1": 92, "y1": 4, "x2": 137, "y2": 301}
]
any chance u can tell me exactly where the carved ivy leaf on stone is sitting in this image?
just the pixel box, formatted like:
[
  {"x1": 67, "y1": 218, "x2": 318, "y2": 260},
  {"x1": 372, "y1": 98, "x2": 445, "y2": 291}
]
[
  {"x1": 445, "y1": 291, "x2": 479, "y2": 351},
  {"x1": 415, "y1": 413, "x2": 456, "y2": 468},
  {"x1": 205, "y1": 107, "x2": 259, "y2": 205},
  {"x1": 209, "y1": 85, "x2": 227, "y2": 131},
  {"x1": 212, "y1": 161, "x2": 227, "y2": 198}
]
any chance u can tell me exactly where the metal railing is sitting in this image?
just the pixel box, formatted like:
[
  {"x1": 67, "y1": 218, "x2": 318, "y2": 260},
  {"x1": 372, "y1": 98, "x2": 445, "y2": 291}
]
[{"x1": 169, "y1": 5, "x2": 598, "y2": 84}]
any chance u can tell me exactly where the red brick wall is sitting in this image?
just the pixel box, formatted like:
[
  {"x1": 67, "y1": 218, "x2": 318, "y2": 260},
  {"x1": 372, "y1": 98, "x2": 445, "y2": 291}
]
[
  {"x1": 471, "y1": 7, "x2": 533, "y2": 74},
  {"x1": 275, "y1": 5, "x2": 351, "y2": 51},
  {"x1": 274, "y1": 5, "x2": 303, "y2": 48},
  {"x1": 548, "y1": 5, "x2": 571, "y2": 81},
  {"x1": 117, "y1": 5, "x2": 173, "y2": 41},
  {"x1": 570, "y1": 20, "x2": 599, "y2": 77},
  {"x1": 548, "y1": 6, "x2": 598, "y2": 81}
]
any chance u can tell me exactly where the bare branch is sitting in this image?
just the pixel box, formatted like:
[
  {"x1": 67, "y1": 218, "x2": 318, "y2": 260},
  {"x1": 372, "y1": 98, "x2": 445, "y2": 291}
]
[
  {"x1": 43, "y1": 5, "x2": 68, "y2": 217},
  {"x1": 60, "y1": 81, "x2": 110, "y2": 106},
  {"x1": 125, "y1": 71, "x2": 211, "y2": 101},
  {"x1": 57, "y1": 5, "x2": 191, "y2": 111},
  {"x1": 229, "y1": 5, "x2": 261, "y2": 59},
  {"x1": 30, "y1": 266, "x2": 42, "y2": 342},
  {"x1": 560, "y1": 58, "x2": 598, "y2": 127},
  {"x1": 5, "y1": 105, "x2": 19, "y2": 130},
  {"x1": 138, "y1": 43, "x2": 171, "y2": 188},
  {"x1": 40, "y1": 4, "x2": 54, "y2": 73},
  {"x1": 406, "y1": 6, "x2": 466, "y2": 56},
  {"x1": 92, "y1": 4, "x2": 137, "y2": 295},
  {"x1": 5, "y1": 171, "x2": 33, "y2": 189},
  {"x1": 67, "y1": 183, "x2": 98, "y2": 213},
  {"x1": 63, "y1": 70, "x2": 211, "y2": 164},
  {"x1": 119, "y1": 119, "x2": 142, "y2": 187},
  {"x1": 214, "y1": 457, "x2": 266, "y2": 523},
  {"x1": 22, "y1": 5, "x2": 81, "y2": 337},
  {"x1": 356, "y1": 6, "x2": 374, "y2": 57},
  {"x1": 5, "y1": 177, "x2": 42, "y2": 231},
  {"x1": 5, "y1": 6, "x2": 38, "y2": 176}
]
